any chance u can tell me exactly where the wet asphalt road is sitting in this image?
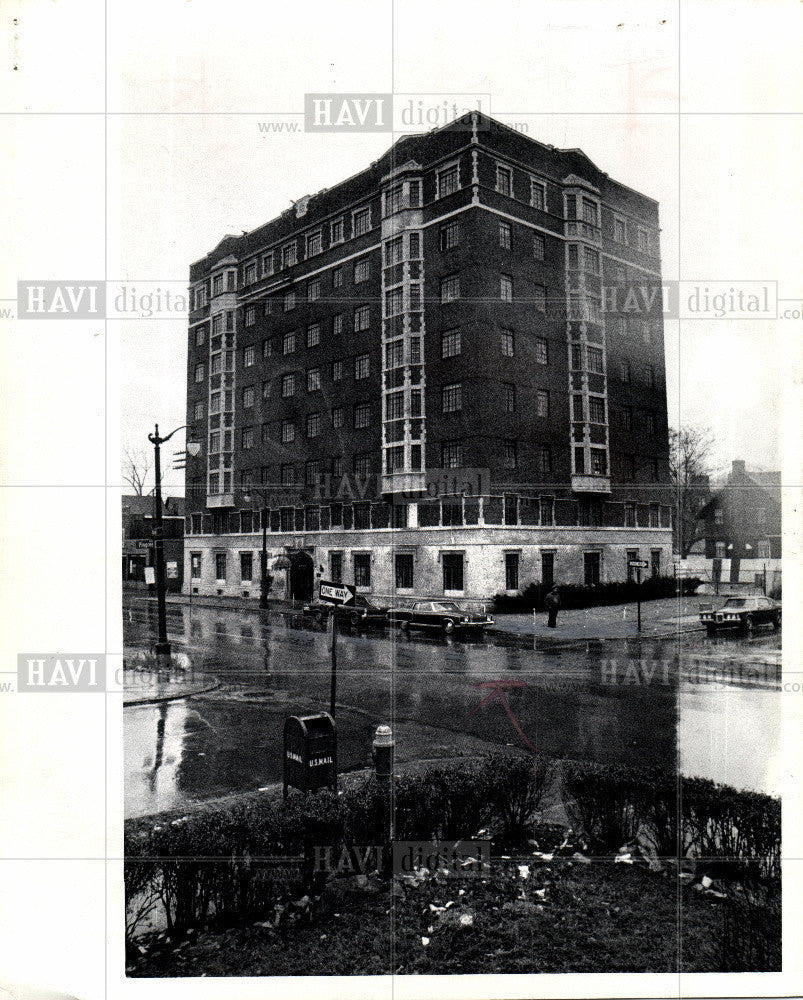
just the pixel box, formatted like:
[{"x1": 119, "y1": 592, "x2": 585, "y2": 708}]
[{"x1": 123, "y1": 597, "x2": 782, "y2": 817}]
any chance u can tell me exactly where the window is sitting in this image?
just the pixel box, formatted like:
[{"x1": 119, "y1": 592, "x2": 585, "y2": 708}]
[
  {"x1": 714, "y1": 507, "x2": 724, "y2": 525},
  {"x1": 582, "y1": 198, "x2": 598, "y2": 226},
  {"x1": 650, "y1": 549, "x2": 661, "y2": 578},
  {"x1": 354, "y1": 258, "x2": 370, "y2": 283},
  {"x1": 261, "y1": 422, "x2": 270, "y2": 443},
  {"x1": 410, "y1": 389, "x2": 422, "y2": 416},
  {"x1": 386, "y1": 391, "x2": 404, "y2": 421},
  {"x1": 282, "y1": 243, "x2": 297, "y2": 268},
  {"x1": 215, "y1": 552, "x2": 227, "y2": 581},
  {"x1": 500, "y1": 274, "x2": 513, "y2": 301},
  {"x1": 637, "y1": 227, "x2": 650, "y2": 252},
  {"x1": 384, "y1": 184, "x2": 404, "y2": 215},
  {"x1": 715, "y1": 541, "x2": 726, "y2": 559},
  {"x1": 438, "y1": 163, "x2": 459, "y2": 197},
  {"x1": 242, "y1": 386, "x2": 255, "y2": 408},
  {"x1": 565, "y1": 194, "x2": 576, "y2": 220},
  {"x1": 194, "y1": 400, "x2": 204, "y2": 420},
  {"x1": 501, "y1": 329, "x2": 514, "y2": 357},
  {"x1": 353, "y1": 206, "x2": 371, "y2": 236},
  {"x1": 533, "y1": 285, "x2": 546, "y2": 311},
  {"x1": 505, "y1": 552, "x2": 520, "y2": 591},
  {"x1": 354, "y1": 453, "x2": 372, "y2": 477},
  {"x1": 330, "y1": 217, "x2": 344, "y2": 244},
  {"x1": 281, "y1": 331, "x2": 296, "y2": 356},
  {"x1": 395, "y1": 553, "x2": 414, "y2": 590},
  {"x1": 646, "y1": 365, "x2": 657, "y2": 388},
  {"x1": 262, "y1": 253, "x2": 274, "y2": 276},
  {"x1": 539, "y1": 444, "x2": 552, "y2": 473},
  {"x1": 190, "y1": 552, "x2": 202, "y2": 579},
  {"x1": 281, "y1": 420, "x2": 295, "y2": 443},
  {"x1": 440, "y1": 219, "x2": 460, "y2": 251},
  {"x1": 757, "y1": 540, "x2": 771, "y2": 558},
  {"x1": 212, "y1": 313, "x2": 223, "y2": 336},
  {"x1": 354, "y1": 402, "x2": 371, "y2": 428},
  {"x1": 590, "y1": 449, "x2": 607, "y2": 475},
  {"x1": 440, "y1": 274, "x2": 460, "y2": 303},
  {"x1": 354, "y1": 305, "x2": 370, "y2": 332},
  {"x1": 496, "y1": 164, "x2": 513, "y2": 196},
  {"x1": 281, "y1": 373, "x2": 295, "y2": 398},
  {"x1": 386, "y1": 445, "x2": 404, "y2": 473},
  {"x1": 332, "y1": 406, "x2": 344, "y2": 428},
  {"x1": 649, "y1": 458, "x2": 660, "y2": 481},
  {"x1": 354, "y1": 553, "x2": 371, "y2": 588},
  {"x1": 386, "y1": 235, "x2": 404, "y2": 265},
  {"x1": 623, "y1": 407, "x2": 633, "y2": 431},
  {"x1": 532, "y1": 390, "x2": 547, "y2": 418},
  {"x1": 442, "y1": 552, "x2": 464, "y2": 592},
  {"x1": 194, "y1": 326, "x2": 205, "y2": 346},
  {"x1": 572, "y1": 395, "x2": 584, "y2": 421},
  {"x1": 262, "y1": 338, "x2": 272, "y2": 359},
  {"x1": 620, "y1": 360, "x2": 632, "y2": 384},
  {"x1": 331, "y1": 361, "x2": 343, "y2": 383},
  {"x1": 540, "y1": 499, "x2": 554, "y2": 527},
  {"x1": 503, "y1": 440, "x2": 517, "y2": 469},
  {"x1": 504, "y1": 383, "x2": 516, "y2": 412},
  {"x1": 240, "y1": 552, "x2": 253, "y2": 582},
  {"x1": 212, "y1": 274, "x2": 223, "y2": 296},
  {"x1": 305, "y1": 460, "x2": 322, "y2": 488},
  {"x1": 333, "y1": 313, "x2": 343, "y2": 336},
  {"x1": 283, "y1": 289, "x2": 296, "y2": 312},
  {"x1": 385, "y1": 340, "x2": 404, "y2": 368},
  {"x1": 307, "y1": 368, "x2": 321, "y2": 392},
  {"x1": 385, "y1": 287, "x2": 403, "y2": 317},
  {"x1": 584, "y1": 551, "x2": 601, "y2": 587},
  {"x1": 304, "y1": 323, "x2": 320, "y2": 349},
  {"x1": 442, "y1": 383, "x2": 461, "y2": 413},
  {"x1": 588, "y1": 396, "x2": 606, "y2": 424},
  {"x1": 645, "y1": 412, "x2": 657, "y2": 435},
  {"x1": 332, "y1": 265, "x2": 343, "y2": 288},
  {"x1": 354, "y1": 354, "x2": 370, "y2": 380},
  {"x1": 306, "y1": 231, "x2": 322, "y2": 257},
  {"x1": 584, "y1": 346, "x2": 602, "y2": 374},
  {"x1": 614, "y1": 217, "x2": 627, "y2": 244},
  {"x1": 533, "y1": 233, "x2": 545, "y2": 260},
  {"x1": 281, "y1": 464, "x2": 296, "y2": 487},
  {"x1": 441, "y1": 328, "x2": 461, "y2": 358},
  {"x1": 535, "y1": 337, "x2": 548, "y2": 365},
  {"x1": 245, "y1": 262, "x2": 257, "y2": 285},
  {"x1": 499, "y1": 221, "x2": 512, "y2": 249},
  {"x1": 194, "y1": 362, "x2": 206, "y2": 383},
  {"x1": 243, "y1": 305, "x2": 255, "y2": 328},
  {"x1": 441, "y1": 440, "x2": 463, "y2": 468},
  {"x1": 306, "y1": 412, "x2": 321, "y2": 438},
  {"x1": 307, "y1": 277, "x2": 321, "y2": 302},
  {"x1": 584, "y1": 248, "x2": 600, "y2": 274},
  {"x1": 329, "y1": 551, "x2": 343, "y2": 583}
]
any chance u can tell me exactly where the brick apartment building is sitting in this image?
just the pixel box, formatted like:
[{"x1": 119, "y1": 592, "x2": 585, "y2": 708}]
[{"x1": 183, "y1": 112, "x2": 672, "y2": 601}]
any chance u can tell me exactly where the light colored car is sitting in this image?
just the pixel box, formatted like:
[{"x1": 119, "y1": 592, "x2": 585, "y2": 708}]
[
  {"x1": 389, "y1": 600, "x2": 494, "y2": 635},
  {"x1": 699, "y1": 595, "x2": 781, "y2": 634}
]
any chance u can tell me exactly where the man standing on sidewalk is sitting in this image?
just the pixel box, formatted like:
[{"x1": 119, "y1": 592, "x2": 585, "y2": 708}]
[{"x1": 545, "y1": 586, "x2": 561, "y2": 628}]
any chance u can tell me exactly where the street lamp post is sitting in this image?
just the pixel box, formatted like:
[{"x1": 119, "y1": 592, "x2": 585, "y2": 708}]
[
  {"x1": 244, "y1": 488, "x2": 275, "y2": 609},
  {"x1": 147, "y1": 423, "x2": 188, "y2": 666}
]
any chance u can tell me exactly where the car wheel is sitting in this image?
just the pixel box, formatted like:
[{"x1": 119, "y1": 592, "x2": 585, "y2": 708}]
[
  {"x1": 773, "y1": 612, "x2": 781, "y2": 630},
  {"x1": 443, "y1": 619, "x2": 455, "y2": 635},
  {"x1": 745, "y1": 614, "x2": 755, "y2": 633},
  {"x1": 399, "y1": 619, "x2": 409, "y2": 632}
]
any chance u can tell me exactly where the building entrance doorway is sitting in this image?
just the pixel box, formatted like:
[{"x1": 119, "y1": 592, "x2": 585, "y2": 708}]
[{"x1": 289, "y1": 550, "x2": 315, "y2": 601}]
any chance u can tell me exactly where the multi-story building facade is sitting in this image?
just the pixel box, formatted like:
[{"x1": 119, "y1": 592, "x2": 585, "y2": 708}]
[{"x1": 183, "y1": 113, "x2": 672, "y2": 601}]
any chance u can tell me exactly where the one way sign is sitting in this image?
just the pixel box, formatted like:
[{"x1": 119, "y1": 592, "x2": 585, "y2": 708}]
[{"x1": 319, "y1": 580, "x2": 356, "y2": 606}]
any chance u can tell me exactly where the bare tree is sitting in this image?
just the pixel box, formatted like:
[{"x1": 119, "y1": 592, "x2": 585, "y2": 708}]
[
  {"x1": 122, "y1": 445, "x2": 152, "y2": 495},
  {"x1": 669, "y1": 426, "x2": 714, "y2": 557}
]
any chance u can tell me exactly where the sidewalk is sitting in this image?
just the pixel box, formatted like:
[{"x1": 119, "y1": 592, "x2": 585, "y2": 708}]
[
  {"x1": 491, "y1": 596, "x2": 711, "y2": 642},
  {"x1": 123, "y1": 668, "x2": 220, "y2": 706}
]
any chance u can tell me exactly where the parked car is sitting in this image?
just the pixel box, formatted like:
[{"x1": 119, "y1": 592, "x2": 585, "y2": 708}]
[
  {"x1": 389, "y1": 600, "x2": 494, "y2": 635},
  {"x1": 302, "y1": 594, "x2": 389, "y2": 628},
  {"x1": 699, "y1": 595, "x2": 781, "y2": 635}
]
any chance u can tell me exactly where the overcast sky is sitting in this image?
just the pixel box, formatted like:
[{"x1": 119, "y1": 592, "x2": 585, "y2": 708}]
[{"x1": 109, "y1": 0, "x2": 802, "y2": 492}]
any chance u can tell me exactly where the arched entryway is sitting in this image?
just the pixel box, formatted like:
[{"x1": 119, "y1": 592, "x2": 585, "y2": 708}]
[{"x1": 288, "y1": 550, "x2": 315, "y2": 601}]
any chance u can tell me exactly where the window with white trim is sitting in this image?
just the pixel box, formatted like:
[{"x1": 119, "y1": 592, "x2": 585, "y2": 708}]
[
  {"x1": 437, "y1": 163, "x2": 459, "y2": 198},
  {"x1": 353, "y1": 206, "x2": 371, "y2": 236},
  {"x1": 530, "y1": 179, "x2": 546, "y2": 210},
  {"x1": 496, "y1": 164, "x2": 513, "y2": 197},
  {"x1": 306, "y1": 231, "x2": 322, "y2": 256}
]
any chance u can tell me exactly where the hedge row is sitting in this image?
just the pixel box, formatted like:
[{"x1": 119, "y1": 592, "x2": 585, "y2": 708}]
[
  {"x1": 494, "y1": 576, "x2": 703, "y2": 613},
  {"x1": 125, "y1": 754, "x2": 780, "y2": 946}
]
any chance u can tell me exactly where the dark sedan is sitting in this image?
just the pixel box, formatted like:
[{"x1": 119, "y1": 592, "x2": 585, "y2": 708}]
[
  {"x1": 389, "y1": 600, "x2": 494, "y2": 635},
  {"x1": 699, "y1": 596, "x2": 781, "y2": 634},
  {"x1": 302, "y1": 594, "x2": 389, "y2": 628}
]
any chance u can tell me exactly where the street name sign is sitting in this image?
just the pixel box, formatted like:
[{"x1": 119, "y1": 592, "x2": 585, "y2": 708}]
[
  {"x1": 319, "y1": 580, "x2": 356, "y2": 606},
  {"x1": 628, "y1": 560, "x2": 649, "y2": 569}
]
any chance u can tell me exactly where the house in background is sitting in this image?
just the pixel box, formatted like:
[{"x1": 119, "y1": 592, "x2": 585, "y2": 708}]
[
  {"x1": 693, "y1": 460, "x2": 781, "y2": 592},
  {"x1": 122, "y1": 495, "x2": 185, "y2": 592}
]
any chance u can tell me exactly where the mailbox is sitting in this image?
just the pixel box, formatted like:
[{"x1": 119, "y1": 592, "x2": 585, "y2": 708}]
[{"x1": 283, "y1": 713, "x2": 337, "y2": 797}]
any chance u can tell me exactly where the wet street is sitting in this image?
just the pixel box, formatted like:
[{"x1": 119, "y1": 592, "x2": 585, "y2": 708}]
[{"x1": 124, "y1": 597, "x2": 782, "y2": 818}]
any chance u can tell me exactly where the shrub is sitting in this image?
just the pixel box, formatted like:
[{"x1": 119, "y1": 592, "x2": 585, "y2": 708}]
[
  {"x1": 481, "y1": 752, "x2": 552, "y2": 847},
  {"x1": 562, "y1": 761, "x2": 660, "y2": 851},
  {"x1": 718, "y1": 886, "x2": 781, "y2": 971},
  {"x1": 494, "y1": 576, "x2": 702, "y2": 613}
]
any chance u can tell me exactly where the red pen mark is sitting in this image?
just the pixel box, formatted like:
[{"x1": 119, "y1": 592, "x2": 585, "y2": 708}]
[{"x1": 464, "y1": 680, "x2": 537, "y2": 752}]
